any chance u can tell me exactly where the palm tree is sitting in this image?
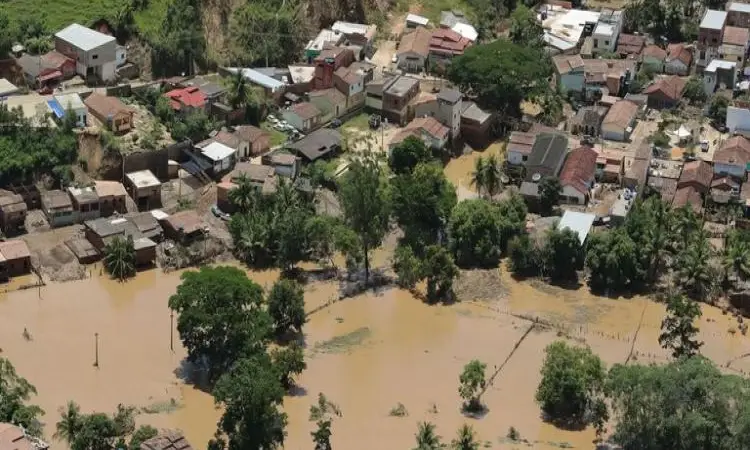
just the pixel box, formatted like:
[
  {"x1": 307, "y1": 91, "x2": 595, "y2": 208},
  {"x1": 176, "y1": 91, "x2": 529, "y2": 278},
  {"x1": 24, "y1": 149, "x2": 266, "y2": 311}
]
[
  {"x1": 470, "y1": 157, "x2": 487, "y2": 198},
  {"x1": 415, "y1": 422, "x2": 444, "y2": 450},
  {"x1": 482, "y1": 154, "x2": 502, "y2": 199},
  {"x1": 54, "y1": 401, "x2": 83, "y2": 445},
  {"x1": 645, "y1": 198, "x2": 671, "y2": 282},
  {"x1": 228, "y1": 174, "x2": 258, "y2": 213},
  {"x1": 227, "y1": 71, "x2": 251, "y2": 110},
  {"x1": 103, "y1": 236, "x2": 136, "y2": 281},
  {"x1": 723, "y1": 235, "x2": 750, "y2": 286},
  {"x1": 678, "y1": 229, "x2": 714, "y2": 300},
  {"x1": 451, "y1": 424, "x2": 479, "y2": 450}
]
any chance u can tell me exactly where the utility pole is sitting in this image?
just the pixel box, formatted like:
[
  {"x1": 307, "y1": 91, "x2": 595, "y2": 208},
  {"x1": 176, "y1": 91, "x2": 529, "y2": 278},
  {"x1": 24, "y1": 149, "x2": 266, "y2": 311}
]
[
  {"x1": 93, "y1": 332, "x2": 99, "y2": 368},
  {"x1": 170, "y1": 310, "x2": 174, "y2": 352}
]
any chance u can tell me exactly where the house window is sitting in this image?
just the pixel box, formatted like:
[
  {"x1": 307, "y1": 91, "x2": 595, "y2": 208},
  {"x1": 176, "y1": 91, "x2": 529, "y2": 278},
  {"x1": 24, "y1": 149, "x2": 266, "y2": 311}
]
[
  {"x1": 92, "y1": 54, "x2": 98, "y2": 60},
  {"x1": 700, "y1": 50, "x2": 706, "y2": 59},
  {"x1": 594, "y1": 39, "x2": 599, "y2": 47},
  {"x1": 740, "y1": 56, "x2": 743, "y2": 62},
  {"x1": 604, "y1": 40, "x2": 610, "y2": 46},
  {"x1": 522, "y1": 155, "x2": 528, "y2": 162}
]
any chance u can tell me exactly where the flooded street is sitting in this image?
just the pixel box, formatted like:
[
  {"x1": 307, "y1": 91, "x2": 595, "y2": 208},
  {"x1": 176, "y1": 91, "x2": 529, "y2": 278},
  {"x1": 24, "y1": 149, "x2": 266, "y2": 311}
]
[{"x1": 2, "y1": 260, "x2": 750, "y2": 449}]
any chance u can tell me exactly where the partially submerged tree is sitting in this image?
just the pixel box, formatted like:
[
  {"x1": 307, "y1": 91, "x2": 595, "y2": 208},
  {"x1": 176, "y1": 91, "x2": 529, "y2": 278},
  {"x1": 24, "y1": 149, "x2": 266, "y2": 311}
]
[
  {"x1": 389, "y1": 136, "x2": 431, "y2": 175},
  {"x1": 0, "y1": 357, "x2": 43, "y2": 436},
  {"x1": 267, "y1": 279, "x2": 306, "y2": 337},
  {"x1": 270, "y1": 343, "x2": 306, "y2": 389},
  {"x1": 659, "y1": 293, "x2": 703, "y2": 359},
  {"x1": 423, "y1": 245, "x2": 459, "y2": 303},
  {"x1": 168, "y1": 266, "x2": 271, "y2": 384},
  {"x1": 458, "y1": 360, "x2": 487, "y2": 413},
  {"x1": 535, "y1": 341, "x2": 606, "y2": 427},
  {"x1": 103, "y1": 235, "x2": 137, "y2": 281},
  {"x1": 451, "y1": 424, "x2": 479, "y2": 450},
  {"x1": 393, "y1": 245, "x2": 423, "y2": 290},
  {"x1": 414, "y1": 422, "x2": 444, "y2": 450}
]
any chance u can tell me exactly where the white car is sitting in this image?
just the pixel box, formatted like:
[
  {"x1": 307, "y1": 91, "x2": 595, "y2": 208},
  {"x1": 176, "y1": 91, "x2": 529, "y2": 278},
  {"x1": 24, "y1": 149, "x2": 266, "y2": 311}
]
[
  {"x1": 391, "y1": 55, "x2": 398, "y2": 63},
  {"x1": 267, "y1": 115, "x2": 279, "y2": 124}
]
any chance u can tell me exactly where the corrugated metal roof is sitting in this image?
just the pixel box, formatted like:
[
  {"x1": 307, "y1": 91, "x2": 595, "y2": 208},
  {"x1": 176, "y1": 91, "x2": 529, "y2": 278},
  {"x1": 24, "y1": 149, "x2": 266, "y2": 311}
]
[
  {"x1": 55, "y1": 24, "x2": 115, "y2": 52},
  {"x1": 558, "y1": 210, "x2": 595, "y2": 244},
  {"x1": 700, "y1": 10, "x2": 727, "y2": 30},
  {"x1": 227, "y1": 68, "x2": 286, "y2": 92}
]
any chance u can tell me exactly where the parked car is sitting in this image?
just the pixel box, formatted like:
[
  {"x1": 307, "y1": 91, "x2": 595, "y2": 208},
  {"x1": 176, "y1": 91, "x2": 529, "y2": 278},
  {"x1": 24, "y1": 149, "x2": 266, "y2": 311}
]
[
  {"x1": 211, "y1": 205, "x2": 230, "y2": 221},
  {"x1": 391, "y1": 54, "x2": 398, "y2": 64},
  {"x1": 330, "y1": 118, "x2": 342, "y2": 128},
  {"x1": 368, "y1": 114, "x2": 381, "y2": 129},
  {"x1": 267, "y1": 115, "x2": 279, "y2": 124}
]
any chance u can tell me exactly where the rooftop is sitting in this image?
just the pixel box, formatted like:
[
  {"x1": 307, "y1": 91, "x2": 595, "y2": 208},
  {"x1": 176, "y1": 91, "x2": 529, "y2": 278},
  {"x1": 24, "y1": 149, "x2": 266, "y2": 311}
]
[
  {"x1": 542, "y1": 8, "x2": 600, "y2": 50},
  {"x1": 163, "y1": 210, "x2": 206, "y2": 235},
  {"x1": 557, "y1": 210, "x2": 595, "y2": 244},
  {"x1": 227, "y1": 162, "x2": 275, "y2": 183},
  {"x1": 406, "y1": 13, "x2": 430, "y2": 26},
  {"x1": 678, "y1": 159, "x2": 713, "y2": 189},
  {"x1": 94, "y1": 180, "x2": 127, "y2": 198},
  {"x1": 451, "y1": 23, "x2": 478, "y2": 42},
  {"x1": 429, "y1": 28, "x2": 472, "y2": 55},
  {"x1": 406, "y1": 116, "x2": 450, "y2": 140},
  {"x1": 201, "y1": 141, "x2": 237, "y2": 162},
  {"x1": 85, "y1": 217, "x2": 131, "y2": 238},
  {"x1": 700, "y1": 9, "x2": 727, "y2": 30},
  {"x1": 53, "y1": 93, "x2": 85, "y2": 110},
  {"x1": 552, "y1": 54, "x2": 585, "y2": 75},
  {"x1": 527, "y1": 132, "x2": 569, "y2": 176},
  {"x1": 226, "y1": 68, "x2": 286, "y2": 92},
  {"x1": 385, "y1": 76, "x2": 419, "y2": 97},
  {"x1": 440, "y1": 10, "x2": 469, "y2": 28},
  {"x1": 331, "y1": 21, "x2": 376, "y2": 39},
  {"x1": 55, "y1": 23, "x2": 115, "y2": 51},
  {"x1": 287, "y1": 128, "x2": 341, "y2": 162},
  {"x1": 461, "y1": 101, "x2": 491, "y2": 123},
  {"x1": 84, "y1": 93, "x2": 131, "y2": 118},
  {"x1": 290, "y1": 102, "x2": 321, "y2": 120},
  {"x1": 559, "y1": 146, "x2": 598, "y2": 195},
  {"x1": 666, "y1": 43, "x2": 692, "y2": 66},
  {"x1": 42, "y1": 190, "x2": 73, "y2": 210},
  {"x1": 508, "y1": 131, "x2": 536, "y2": 155},
  {"x1": 126, "y1": 170, "x2": 161, "y2": 188},
  {"x1": 0, "y1": 423, "x2": 48, "y2": 450},
  {"x1": 643, "y1": 75, "x2": 687, "y2": 101},
  {"x1": 705, "y1": 59, "x2": 737, "y2": 72},
  {"x1": 673, "y1": 186, "x2": 703, "y2": 212},
  {"x1": 0, "y1": 240, "x2": 31, "y2": 260},
  {"x1": 642, "y1": 44, "x2": 668, "y2": 60},
  {"x1": 437, "y1": 88, "x2": 462, "y2": 104},
  {"x1": 0, "y1": 192, "x2": 26, "y2": 214},
  {"x1": 67, "y1": 186, "x2": 99, "y2": 204},
  {"x1": 141, "y1": 430, "x2": 193, "y2": 450},
  {"x1": 288, "y1": 65, "x2": 315, "y2": 84},
  {"x1": 602, "y1": 100, "x2": 638, "y2": 129},
  {"x1": 398, "y1": 27, "x2": 432, "y2": 57},
  {"x1": 306, "y1": 29, "x2": 345, "y2": 51},
  {"x1": 164, "y1": 87, "x2": 206, "y2": 110},
  {"x1": 723, "y1": 26, "x2": 750, "y2": 46},
  {"x1": 728, "y1": 2, "x2": 750, "y2": 13},
  {"x1": 234, "y1": 125, "x2": 268, "y2": 143},
  {"x1": 593, "y1": 22, "x2": 615, "y2": 37},
  {"x1": 714, "y1": 135, "x2": 750, "y2": 166}
]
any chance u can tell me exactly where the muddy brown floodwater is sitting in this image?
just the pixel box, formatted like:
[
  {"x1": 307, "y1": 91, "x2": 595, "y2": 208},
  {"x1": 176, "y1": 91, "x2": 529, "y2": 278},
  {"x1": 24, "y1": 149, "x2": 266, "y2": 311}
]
[{"x1": 2, "y1": 261, "x2": 750, "y2": 450}]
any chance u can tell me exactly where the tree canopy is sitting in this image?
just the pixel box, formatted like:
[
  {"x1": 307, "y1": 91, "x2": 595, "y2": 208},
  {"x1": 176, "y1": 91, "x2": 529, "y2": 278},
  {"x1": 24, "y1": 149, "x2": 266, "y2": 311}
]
[
  {"x1": 659, "y1": 293, "x2": 703, "y2": 359},
  {"x1": 447, "y1": 38, "x2": 552, "y2": 115},
  {"x1": 458, "y1": 360, "x2": 487, "y2": 412},
  {"x1": 267, "y1": 279, "x2": 306, "y2": 337},
  {"x1": 388, "y1": 136, "x2": 432, "y2": 175},
  {"x1": 103, "y1": 236, "x2": 137, "y2": 281},
  {"x1": 0, "y1": 357, "x2": 44, "y2": 436},
  {"x1": 168, "y1": 266, "x2": 271, "y2": 384}
]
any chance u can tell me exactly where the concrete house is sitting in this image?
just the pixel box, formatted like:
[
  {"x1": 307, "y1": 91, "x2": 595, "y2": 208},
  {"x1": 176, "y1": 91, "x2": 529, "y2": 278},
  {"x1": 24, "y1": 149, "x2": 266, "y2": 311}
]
[
  {"x1": 601, "y1": 100, "x2": 638, "y2": 141},
  {"x1": 382, "y1": 76, "x2": 420, "y2": 125},
  {"x1": 164, "y1": 86, "x2": 207, "y2": 112},
  {"x1": 720, "y1": 26, "x2": 749, "y2": 66},
  {"x1": 282, "y1": 102, "x2": 322, "y2": 133},
  {"x1": 16, "y1": 51, "x2": 75, "y2": 88},
  {"x1": 677, "y1": 159, "x2": 713, "y2": 194},
  {"x1": 68, "y1": 186, "x2": 100, "y2": 222},
  {"x1": 140, "y1": 430, "x2": 193, "y2": 450},
  {"x1": 333, "y1": 65, "x2": 366, "y2": 110},
  {"x1": 0, "y1": 191, "x2": 27, "y2": 234},
  {"x1": 429, "y1": 28, "x2": 472, "y2": 66},
  {"x1": 697, "y1": 10, "x2": 728, "y2": 68},
  {"x1": 616, "y1": 34, "x2": 646, "y2": 59},
  {"x1": 42, "y1": 190, "x2": 75, "y2": 228},
  {"x1": 286, "y1": 128, "x2": 341, "y2": 163},
  {"x1": 197, "y1": 141, "x2": 237, "y2": 174},
  {"x1": 84, "y1": 93, "x2": 134, "y2": 133},
  {"x1": 313, "y1": 46, "x2": 354, "y2": 90},
  {"x1": 233, "y1": 125, "x2": 271, "y2": 158},
  {"x1": 94, "y1": 180, "x2": 127, "y2": 216},
  {"x1": 397, "y1": 27, "x2": 432, "y2": 73},
  {"x1": 161, "y1": 210, "x2": 206, "y2": 243},
  {"x1": 0, "y1": 240, "x2": 31, "y2": 278},
  {"x1": 569, "y1": 106, "x2": 608, "y2": 136},
  {"x1": 643, "y1": 75, "x2": 687, "y2": 109},
  {"x1": 520, "y1": 133, "x2": 569, "y2": 201},
  {"x1": 54, "y1": 23, "x2": 117, "y2": 82},
  {"x1": 331, "y1": 21, "x2": 377, "y2": 55},
  {"x1": 713, "y1": 135, "x2": 750, "y2": 179},
  {"x1": 304, "y1": 29, "x2": 345, "y2": 61},
  {"x1": 641, "y1": 45, "x2": 668, "y2": 73},
  {"x1": 727, "y1": 101, "x2": 750, "y2": 134},
  {"x1": 405, "y1": 13, "x2": 430, "y2": 30},
  {"x1": 48, "y1": 93, "x2": 87, "y2": 127},
  {"x1": 435, "y1": 88, "x2": 462, "y2": 139},
  {"x1": 125, "y1": 170, "x2": 161, "y2": 211},
  {"x1": 460, "y1": 102, "x2": 493, "y2": 149},
  {"x1": 552, "y1": 54, "x2": 585, "y2": 94},
  {"x1": 559, "y1": 146, "x2": 598, "y2": 204},
  {"x1": 704, "y1": 59, "x2": 737, "y2": 95},
  {"x1": 591, "y1": 9, "x2": 624, "y2": 56},
  {"x1": 309, "y1": 88, "x2": 347, "y2": 122},
  {"x1": 665, "y1": 43, "x2": 692, "y2": 75},
  {"x1": 262, "y1": 152, "x2": 301, "y2": 179},
  {"x1": 507, "y1": 131, "x2": 536, "y2": 166},
  {"x1": 389, "y1": 117, "x2": 450, "y2": 152}
]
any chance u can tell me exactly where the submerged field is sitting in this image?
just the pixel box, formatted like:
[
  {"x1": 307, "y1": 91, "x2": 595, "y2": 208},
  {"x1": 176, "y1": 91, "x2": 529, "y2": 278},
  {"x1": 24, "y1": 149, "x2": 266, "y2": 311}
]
[{"x1": 1, "y1": 259, "x2": 749, "y2": 449}]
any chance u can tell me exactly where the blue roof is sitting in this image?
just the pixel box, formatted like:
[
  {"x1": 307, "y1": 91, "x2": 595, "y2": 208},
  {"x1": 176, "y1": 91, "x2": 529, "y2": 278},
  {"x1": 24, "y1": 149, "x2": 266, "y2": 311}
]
[
  {"x1": 47, "y1": 99, "x2": 64, "y2": 118},
  {"x1": 228, "y1": 67, "x2": 286, "y2": 92}
]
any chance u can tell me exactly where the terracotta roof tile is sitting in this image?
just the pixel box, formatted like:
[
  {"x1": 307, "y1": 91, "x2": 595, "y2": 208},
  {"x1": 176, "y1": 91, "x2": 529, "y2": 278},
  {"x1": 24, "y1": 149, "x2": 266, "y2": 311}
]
[
  {"x1": 714, "y1": 135, "x2": 750, "y2": 166},
  {"x1": 673, "y1": 186, "x2": 703, "y2": 212},
  {"x1": 641, "y1": 44, "x2": 667, "y2": 60},
  {"x1": 559, "y1": 146, "x2": 597, "y2": 195},
  {"x1": 602, "y1": 100, "x2": 638, "y2": 129},
  {"x1": 398, "y1": 27, "x2": 432, "y2": 57},
  {"x1": 290, "y1": 102, "x2": 321, "y2": 120},
  {"x1": 678, "y1": 159, "x2": 713, "y2": 189},
  {"x1": 723, "y1": 26, "x2": 750, "y2": 46},
  {"x1": 642, "y1": 75, "x2": 687, "y2": 101},
  {"x1": 552, "y1": 54, "x2": 584, "y2": 74},
  {"x1": 666, "y1": 43, "x2": 692, "y2": 66}
]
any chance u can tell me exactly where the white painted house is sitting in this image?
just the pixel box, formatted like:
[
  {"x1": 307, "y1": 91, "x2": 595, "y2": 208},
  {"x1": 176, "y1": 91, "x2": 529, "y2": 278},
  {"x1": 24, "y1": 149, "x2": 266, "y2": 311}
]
[
  {"x1": 200, "y1": 141, "x2": 237, "y2": 173},
  {"x1": 727, "y1": 105, "x2": 750, "y2": 134},
  {"x1": 54, "y1": 24, "x2": 117, "y2": 82},
  {"x1": 703, "y1": 59, "x2": 738, "y2": 95},
  {"x1": 552, "y1": 54, "x2": 585, "y2": 94}
]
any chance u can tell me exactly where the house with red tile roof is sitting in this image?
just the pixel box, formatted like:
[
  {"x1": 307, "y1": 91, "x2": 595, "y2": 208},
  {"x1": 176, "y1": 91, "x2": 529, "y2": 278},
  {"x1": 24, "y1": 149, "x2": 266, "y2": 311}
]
[
  {"x1": 713, "y1": 135, "x2": 750, "y2": 179},
  {"x1": 665, "y1": 43, "x2": 693, "y2": 75},
  {"x1": 642, "y1": 75, "x2": 687, "y2": 109},
  {"x1": 164, "y1": 86, "x2": 207, "y2": 112},
  {"x1": 616, "y1": 34, "x2": 646, "y2": 58},
  {"x1": 428, "y1": 28, "x2": 472, "y2": 67},
  {"x1": 281, "y1": 102, "x2": 322, "y2": 133},
  {"x1": 673, "y1": 186, "x2": 703, "y2": 212},
  {"x1": 677, "y1": 159, "x2": 713, "y2": 194},
  {"x1": 641, "y1": 44, "x2": 668, "y2": 73},
  {"x1": 721, "y1": 26, "x2": 749, "y2": 67},
  {"x1": 397, "y1": 27, "x2": 432, "y2": 73},
  {"x1": 389, "y1": 116, "x2": 450, "y2": 151},
  {"x1": 559, "y1": 146, "x2": 598, "y2": 204}
]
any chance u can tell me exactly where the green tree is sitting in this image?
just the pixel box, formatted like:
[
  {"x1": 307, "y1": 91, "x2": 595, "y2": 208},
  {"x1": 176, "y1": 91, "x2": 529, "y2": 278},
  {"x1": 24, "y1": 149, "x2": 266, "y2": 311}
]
[
  {"x1": 267, "y1": 279, "x2": 305, "y2": 336},
  {"x1": 0, "y1": 12, "x2": 13, "y2": 58},
  {"x1": 723, "y1": 232, "x2": 750, "y2": 287},
  {"x1": 128, "y1": 425, "x2": 158, "y2": 450},
  {"x1": 229, "y1": 209, "x2": 274, "y2": 266},
  {"x1": 607, "y1": 357, "x2": 750, "y2": 450},
  {"x1": 448, "y1": 199, "x2": 504, "y2": 268},
  {"x1": 451, "y1": 424, "x2": 479, "y2": 450},
  {"x1": 311, "y1": 419, "x2": 332, "y2": 450},
  {"x1": 103, "y1": 236, "x2": 136, "y2": 281},
  {"x1": 54, "y1": 401, "x2": 83, "y2": 445},
  {"x1": 213, "y1": 354, "x2": 287, "y2": 450},
  {"x1": 535, "y1": 341, "x2": 606, "y2": 427},
  {"x1": 392, "y1": 163, "x2": 457, "y2": 247},
  {"x1": 274, "y1": 199, "x2": 311, "y2": 271},
  {"x1": 170, "y1": 108, "x2": 220, "y2": 142},
  {"x1": 447, "y1": 39, "x2": 552, "y2": 115},
  {"x1": 393, "y1": 245, "x2": 423, "y2": 290},
  {"x1": 337, "y1": 152, "x2": 390, "y2": 284},
  {"x1": 539, "y1": 177, "x2": 561, "y2": 215},
  {"x1": 71, "y1": 413, "x2": 119, "y2": 450},
  {"x1": 507, "y1": 234, "x2": 541, "y2": 277},
  {"x1": 585, "y1": 229, "x2": 642, "y2": 291},
  {"x1": 469, "y1": 157, "x2": 487, "y2": 197},
  {"x1": 152, "y1": 0, "x2": 205, "y2": 77},
  {"x1": 0, "y1": 357, "x2": 43, "y2": 436},
  {"x1": 709, "y1": 95, "x2": 730, "y2": 125},
  {"x1": 659, "y1": 293, "x2": 703, "y2": 359},
  {"x1": 168, "y1": 266, "x2": 272, "y2": 384},
  {"x1": 270, "y1": 343, "x2": 306, "y2": 389},
  {"x1": 423, "y1": 245, "x2": 459, "y2": 303},
  {"x1": 305, "y1": 215, "x2": 344, "y2": 268},
  {"x1": 677, "y1": 229, "x2": 715, "y2": 300},
  {"x1": 414, "y1": 422, "x2": 444, "y2": 450},
  {"x1": 509, "y1": 4, "x2": 544, "y2": 48},
  {"x1": 458, "y1": 360, "x2": 487, "y2": 412},
  {"x1": 683, "y1": 76, "x2": 707, "y2": 104},
  {"x1": 542, "y1": 226, "x2": 584, "y2": 282},
  {"x1": 229, "y1": 1, "x2": 304, "y2": 67},
  {"x1": 625, "y1": 196, "x2": 672, "y2": 282},
  {"x1": 481, "y1": 155, "x2": 502, "y2": 199},
  {"x1": 389, "y1": 136, "x2": 431, "y2": 174}
]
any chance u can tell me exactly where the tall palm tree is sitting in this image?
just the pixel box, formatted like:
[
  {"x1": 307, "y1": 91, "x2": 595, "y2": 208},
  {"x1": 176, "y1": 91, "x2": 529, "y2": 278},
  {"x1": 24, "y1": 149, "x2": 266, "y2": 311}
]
[
  {"x1": 482, "y1": 154, "x2": 502, "y2": 199},
  {"x1": 678, "y1": 229, "x2": 714, "y2": 299},
  {"x1": 415, "y1": 421, "x2": 444, "y2": 450},
  {"x1": 645, "y1": 198, "x2": 671, "y2": 282},
  {"x1": 228, "y1": 173, "x2": 258, "y2": 213},
  {"x1": 451, "y1": 424, "x2": 479, "y2": 450},
  {"x1": 723, "y1": 236, "x2": 750, "y2": 285},
  {"x1": 227, "y1": 71, "x2": 251, "y2": 110},
  {"x1": 470, "y1": 157, "x2": 487, "y2": 198},
  {"x1": 103, "y1": 236, "x2": 136, "y2": 281},
  {"x1": 54, "y1": 401, "x2": 83, "y2": 445}
]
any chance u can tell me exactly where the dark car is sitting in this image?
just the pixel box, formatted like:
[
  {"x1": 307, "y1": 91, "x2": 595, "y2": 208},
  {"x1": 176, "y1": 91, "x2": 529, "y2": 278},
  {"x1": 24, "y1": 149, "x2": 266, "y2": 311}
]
[{"x1": 330, "y1": 118, "x2": 342, "y2": 128}]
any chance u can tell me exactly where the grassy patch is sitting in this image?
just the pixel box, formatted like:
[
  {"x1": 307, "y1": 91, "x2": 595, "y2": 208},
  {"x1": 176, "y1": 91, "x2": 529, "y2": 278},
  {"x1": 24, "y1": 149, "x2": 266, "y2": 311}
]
[
  {"x1": 312, "y1": 327, "x2": 371, "y2": 354},
  {"x1": 133, "y1": 0, "x2": 170, "y2": 40},
  {"x1": 140, "y1": 398, "x2": 182, "y2": 414},
  {"x1": 415, "y1": 0, "x2": 477, "y2": 25},
  {"x1": 261, "y1": 122, "x2": 288, "y2": 147},
  {"x1": 342, "y1": 112, "x2": 371, "y2": 133}
]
